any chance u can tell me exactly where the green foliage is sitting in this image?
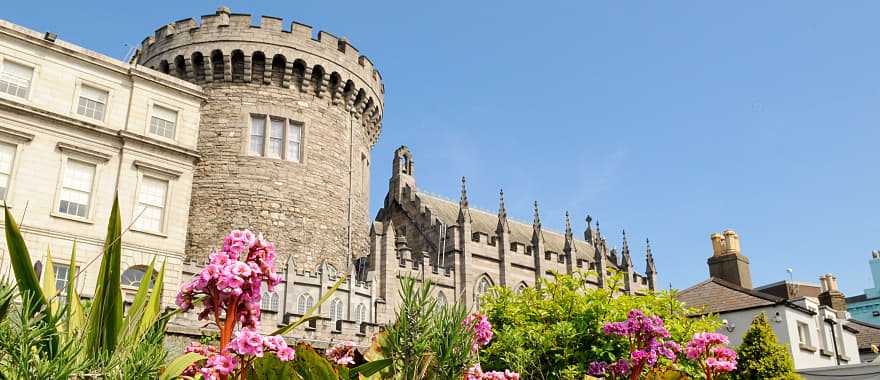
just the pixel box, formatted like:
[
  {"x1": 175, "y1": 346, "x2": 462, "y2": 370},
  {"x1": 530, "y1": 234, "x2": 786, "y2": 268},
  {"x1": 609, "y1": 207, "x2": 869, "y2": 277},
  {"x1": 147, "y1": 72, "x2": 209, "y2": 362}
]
[
  {"x1": 374, "y1": 276, "x2": 478, "y2": 379},
  {"x1": 2, "y1": 196, "x2": 170, "y2": 378},
  {"x1": 85, "y1": 196, "x2": 124, "y2": 358},
  {"x1": 734, "y1": 313, "x2": 799, "y2": 380},
  {"x1": 0, "y1": 292, "x2": 86, "y2": 379},
  {"x1": 480, "y1": 272, "x2": 720, "y2": 380},
  {"x1": 159, "y1": 352, "x2": 206, "y2": 380}
]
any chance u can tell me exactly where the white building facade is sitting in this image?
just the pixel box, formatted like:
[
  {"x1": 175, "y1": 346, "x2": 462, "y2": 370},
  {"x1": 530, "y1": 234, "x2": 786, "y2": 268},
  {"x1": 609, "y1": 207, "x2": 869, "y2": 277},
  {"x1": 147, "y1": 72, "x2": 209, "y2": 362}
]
[{"x1": 0, "y1": 19, "x2": 204, "y2": 306}]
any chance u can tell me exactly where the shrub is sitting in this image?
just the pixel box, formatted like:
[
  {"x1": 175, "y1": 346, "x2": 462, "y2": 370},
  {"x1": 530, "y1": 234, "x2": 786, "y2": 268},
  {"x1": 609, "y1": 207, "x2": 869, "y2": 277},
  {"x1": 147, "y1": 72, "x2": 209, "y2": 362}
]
[
  {"x1": 480, "y1": 272, "x2": 721, "y2": 379},
  {"x1": 734, "y1": 313, "x2": 798, "y2": 380}
]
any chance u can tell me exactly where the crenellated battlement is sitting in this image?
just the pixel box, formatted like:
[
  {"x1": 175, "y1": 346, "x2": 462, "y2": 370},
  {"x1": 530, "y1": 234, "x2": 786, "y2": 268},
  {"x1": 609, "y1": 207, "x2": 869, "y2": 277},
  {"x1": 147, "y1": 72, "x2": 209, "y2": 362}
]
[{"x1": 135, "y1": 7, "x2": 384, "y2": 146}]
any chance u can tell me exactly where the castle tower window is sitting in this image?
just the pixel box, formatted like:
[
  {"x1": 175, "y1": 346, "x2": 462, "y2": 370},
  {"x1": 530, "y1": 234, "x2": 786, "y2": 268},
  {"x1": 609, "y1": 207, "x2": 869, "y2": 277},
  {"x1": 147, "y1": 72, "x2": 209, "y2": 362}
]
[
  {"x1": 133, "y1": 176, "x2": 169, "y2": 233},
  {"x1": 149, "y1": 104, "x2": 178, "y2": 139},
  {"x1": 0, "y1": 142, "x2": 17, "y2": 199},
  {"x1": 268, "y1": 117, "x2": 284, "y2": 159},
  {"x1": 0, "y1": 59, "x2": 33, "y2": 99},
  {"x1": 76, "y1": 85, "x2": 108, "y2": 121},
  {"x1": 248, "y1": 114, "x2": 303, "y2": 162},
  {"x1": 58, "y1": 159, "x2": 95, "y2": 218},
  {"x1": 297, "y1": 293, "x2": 314, "y2": 315}
]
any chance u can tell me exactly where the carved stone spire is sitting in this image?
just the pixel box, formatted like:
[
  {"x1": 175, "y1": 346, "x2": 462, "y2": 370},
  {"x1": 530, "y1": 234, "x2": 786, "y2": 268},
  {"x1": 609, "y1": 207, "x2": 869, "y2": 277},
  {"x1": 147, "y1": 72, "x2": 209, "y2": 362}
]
[
  {"x1": 645, "y1": 238, "x2": 656, "y2": 275},
  {"x1": 496, "y1": 188, "x2": 509, "y2": 233},
  {"x1": 532, "y1": 201, "x2": 541, "y2": 230},
  {"x1": 584, "y1": 214, "x2": 595, "y2": 245},
  {"x1": 621, "y1": 230, "x2": 633, "y2": 269},
  {"x1": 563, "y1": 211, "x2": 575, "y2": 251},
  {"x1": 457, "y1": 176, "x2": 471, "y2": 224}
]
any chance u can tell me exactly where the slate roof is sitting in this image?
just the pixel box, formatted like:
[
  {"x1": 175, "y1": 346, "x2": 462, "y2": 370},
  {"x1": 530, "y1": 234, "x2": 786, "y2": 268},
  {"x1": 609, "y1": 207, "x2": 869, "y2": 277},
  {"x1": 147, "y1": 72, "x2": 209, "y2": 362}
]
[
  {"x1": 847, "y1": 319, "x2": 880, "y2": 351},
  {"x1": 416, "y1": 192, "x2": 610, "y2": 264},
  {"x1": 847, "y1": 294, "x2": 873, "y2": 304},
  {"x1": 676, "y1": 277, "x2": 815, "y2": 316}
]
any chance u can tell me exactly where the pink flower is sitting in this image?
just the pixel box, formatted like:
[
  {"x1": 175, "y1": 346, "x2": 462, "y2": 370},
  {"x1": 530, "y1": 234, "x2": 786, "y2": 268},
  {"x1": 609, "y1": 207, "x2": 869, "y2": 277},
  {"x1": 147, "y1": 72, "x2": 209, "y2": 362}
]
[
  {"x1": 463, "y1": 312, "x2": 493, "y2": 352},
  {"x1": 276, "y1": 345, "x2": 296, "y2": 361},
  {"x1": 325, "y1": 341, "x2": 356, "y2": 366}
]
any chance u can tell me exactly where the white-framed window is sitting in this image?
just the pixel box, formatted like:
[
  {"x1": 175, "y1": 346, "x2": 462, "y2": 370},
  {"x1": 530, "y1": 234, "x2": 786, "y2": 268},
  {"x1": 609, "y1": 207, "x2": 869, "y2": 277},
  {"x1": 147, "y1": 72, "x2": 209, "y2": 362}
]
[
  {"x1": 261, "y1": 288, "x2": 280, "y2": 312},
  {"x1": 149, "y1": 104, "x2": 177, "y2": 139},
  {"x1": 133, "y1": 176, "x2": 168, "y2": 233},
  {"x1": 121, "y1": 266, "x2": 155, "y2": 289},
  {"x1": 516, "y1": 283, "x2": 528, "y2": 294},
  {"x1": 355, "y1": 303, "x2": 367, "y2": 324},
  {"x1": 248, "y1": 114, "x2": 302, "y2": 162},
  {"x1": 329, "y1": 298, "x2": 344, "y2": 322},
  {"x1": 58, "y1": 159, "x2": 96, "y2": 218},
  {"x1": 797, "y1": 321, "x2": 811, "y2": 346},
  {"x1": 297, "y1": 293, "x2": 314, "y2": 315},
  {"x1": 0, "y1": 59, "x2": 33, "y2": 99},
  {"x1": 0, "y1": 142, "x2": 16, "y2": 199},
  {"x1": 76, "y1": 85, "x2": 108, "y2": 121}
]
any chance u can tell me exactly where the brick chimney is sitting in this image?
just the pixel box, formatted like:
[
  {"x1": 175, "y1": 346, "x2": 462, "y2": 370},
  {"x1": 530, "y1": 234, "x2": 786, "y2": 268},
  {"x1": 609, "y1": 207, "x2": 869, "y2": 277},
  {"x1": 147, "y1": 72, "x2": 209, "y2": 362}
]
[
  {"x1": 707, "y1": 229, "x2": 752, "y2": 288},
  {"x1": 818, "y1": 274, "x2": 847, "y2": 312}
]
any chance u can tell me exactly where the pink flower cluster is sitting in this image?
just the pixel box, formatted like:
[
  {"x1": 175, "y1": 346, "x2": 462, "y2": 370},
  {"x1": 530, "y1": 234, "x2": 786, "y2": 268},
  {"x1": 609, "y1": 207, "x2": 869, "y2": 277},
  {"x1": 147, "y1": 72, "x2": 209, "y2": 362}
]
[
  {"x1": 325, "y1": 341, "x2": 357, "y2": 366},
  {"x1": 463, "y1": 312, "x2": 493, "y2": 353},
  {"x1": 589, "y1": 310, "x2": 681, "y2": 379},
  {"x1": 176, "y1": 229, "x2": 282, "y2": 328},
  {"x1": 686, "y1": 332, "x2": 737, "y2": 375},
  {"x1": 465, "y1": 364, "x2": 520, "y2": 380},
  {"x1": 182, "y1": 343, "x2": 238, "y2": 380},
  {"x1": 229, "y1": 327, "x2": 296, "y2": 361}
]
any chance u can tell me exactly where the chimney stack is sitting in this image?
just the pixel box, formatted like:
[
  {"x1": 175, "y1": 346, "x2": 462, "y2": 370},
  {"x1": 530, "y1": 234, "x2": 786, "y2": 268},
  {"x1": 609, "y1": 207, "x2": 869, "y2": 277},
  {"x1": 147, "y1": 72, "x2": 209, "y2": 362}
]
[
  {"x1": 818, "y1": 273, "x2": 847, "y2": 312},
  {"x1": 707, "y1": 229, "x2": 752, "y2": 288}
]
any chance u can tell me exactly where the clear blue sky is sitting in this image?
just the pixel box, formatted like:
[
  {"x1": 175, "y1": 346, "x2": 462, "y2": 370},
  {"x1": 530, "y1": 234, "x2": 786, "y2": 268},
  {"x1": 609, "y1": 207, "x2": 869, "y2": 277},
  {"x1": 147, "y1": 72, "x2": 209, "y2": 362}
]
[{"x1": 7, "y1": 1, "x2": 879, "y2": 296}]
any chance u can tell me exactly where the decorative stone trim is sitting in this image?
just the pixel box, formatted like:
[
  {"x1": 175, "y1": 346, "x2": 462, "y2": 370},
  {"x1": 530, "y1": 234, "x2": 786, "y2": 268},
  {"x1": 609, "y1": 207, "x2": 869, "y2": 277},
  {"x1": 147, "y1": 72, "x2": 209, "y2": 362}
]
[
  {"x1": 56, "y1": 142, "x2": 111, "y2": 162},
  {"x1": 0, "y1": 125, "x2": 34, "y2": 142},
  {"x1": 133, "y1": 160, "x2": 183, "y2": 179}
]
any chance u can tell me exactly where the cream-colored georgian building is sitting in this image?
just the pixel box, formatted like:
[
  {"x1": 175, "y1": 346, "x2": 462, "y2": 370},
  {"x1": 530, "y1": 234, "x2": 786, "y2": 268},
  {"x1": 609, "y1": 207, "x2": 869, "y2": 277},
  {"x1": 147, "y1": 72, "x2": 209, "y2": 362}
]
[{"x1": 0, "y1": 20, "x2": 204, "y2": 306}]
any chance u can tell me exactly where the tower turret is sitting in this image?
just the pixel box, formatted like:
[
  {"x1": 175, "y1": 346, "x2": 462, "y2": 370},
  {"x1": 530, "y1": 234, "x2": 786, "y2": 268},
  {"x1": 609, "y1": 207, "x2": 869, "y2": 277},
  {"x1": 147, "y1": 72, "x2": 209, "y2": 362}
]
[{"x1": 136, "y1": 7, "x2": 384, "y2": 269}]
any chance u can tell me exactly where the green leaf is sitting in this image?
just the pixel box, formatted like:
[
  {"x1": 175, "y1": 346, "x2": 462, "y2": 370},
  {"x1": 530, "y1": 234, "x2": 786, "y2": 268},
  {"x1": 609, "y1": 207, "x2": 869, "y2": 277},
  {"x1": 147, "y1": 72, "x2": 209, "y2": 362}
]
[
  {"x1": 351, "y1": 358, "x2": 392, "y2": 377},
  {"x1": 251, "y1": 352, "x2": 299, "y2": 380},
  {"x1": 136, "y1": 258, "x2": 166, "y2": 340},
  {"x1": 159, "y1": 352, "x2": 205, "y2": 380},
  {"x1": 0, "y1": 280, "x2": 15, "y2": 322},
  {"x1": 84, "y1": 195, "x2": 124, "y2": 358},
  {"x1": 291, "y1": 343, "x2": 342, "y2": 380},
  {"x1": 40, "y1": 247, "x2": 58, "y2": 316},
  {"x1": 271, "y1": 275, "x2": 347, "y2": 336},
  {"x1": 122, "y1": 256, "x2": 155, "y2": 341},
  {"x1": 64, "y1": 242, "x2": 83, "y2": 337},
  {"x1": 3, "y1": 204, "x2": 48, "y2": 315}
]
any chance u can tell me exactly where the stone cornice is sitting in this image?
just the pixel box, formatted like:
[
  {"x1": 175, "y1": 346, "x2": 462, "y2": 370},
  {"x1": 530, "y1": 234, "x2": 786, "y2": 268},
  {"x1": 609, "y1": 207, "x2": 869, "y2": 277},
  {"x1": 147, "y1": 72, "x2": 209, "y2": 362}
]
[
  {"x1": 133, "y1": 160, "x2": 183, "y2": 178},
  {"x1": 0, "y1": 124, "x2": 34, "y2": 142},
  {"x1": 56, "y1": 142, "x2": 111, "y2": 162}
]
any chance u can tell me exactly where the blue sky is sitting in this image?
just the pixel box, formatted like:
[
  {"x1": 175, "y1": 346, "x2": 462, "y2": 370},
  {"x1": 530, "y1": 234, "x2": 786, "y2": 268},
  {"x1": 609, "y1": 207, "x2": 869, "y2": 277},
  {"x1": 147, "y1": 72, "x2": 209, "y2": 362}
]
[{"x1": 7, "y1": 1, "x2": 880, "y2": 295}]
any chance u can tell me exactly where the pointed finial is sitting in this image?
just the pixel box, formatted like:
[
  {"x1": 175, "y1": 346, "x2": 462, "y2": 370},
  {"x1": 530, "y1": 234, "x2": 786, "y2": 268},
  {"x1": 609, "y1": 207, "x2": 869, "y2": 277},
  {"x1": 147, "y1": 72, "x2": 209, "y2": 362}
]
[
  {"x1": 498, "y1": 188, "x2": 507, "y2": 218},
  {"x1": 564, "y1": 211, "x2": 573, "y2": 234},
  {"x1": 586, "y1": 214, "x2": 592, "y2": 226},
  {"x1": 646, "y1": 238, "x2": 652, "y2": 253},
  {"x1": 459, "y1": 176, "x2": 469, "y2": 208},
  {"x1": 532, "y1": 201, "x2": 541, "y2": 228}
]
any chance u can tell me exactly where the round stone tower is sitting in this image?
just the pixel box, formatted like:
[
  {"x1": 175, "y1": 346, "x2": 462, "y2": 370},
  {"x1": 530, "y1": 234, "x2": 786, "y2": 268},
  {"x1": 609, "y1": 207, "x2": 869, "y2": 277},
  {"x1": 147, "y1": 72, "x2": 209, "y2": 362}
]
[{"x1": 136, "y1": 7, "x2": 384, "y2": 270}]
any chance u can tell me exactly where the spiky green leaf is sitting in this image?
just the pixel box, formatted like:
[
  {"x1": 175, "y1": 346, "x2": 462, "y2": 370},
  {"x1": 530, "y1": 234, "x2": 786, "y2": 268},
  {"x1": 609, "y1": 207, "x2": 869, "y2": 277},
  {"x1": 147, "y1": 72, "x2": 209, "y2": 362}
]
[
  {"x1": 158, "y1": 352, "x2": 205, "y2": 380},
  {"x1": 84, "y1": 195, "x2": 124, "y2": 357}
]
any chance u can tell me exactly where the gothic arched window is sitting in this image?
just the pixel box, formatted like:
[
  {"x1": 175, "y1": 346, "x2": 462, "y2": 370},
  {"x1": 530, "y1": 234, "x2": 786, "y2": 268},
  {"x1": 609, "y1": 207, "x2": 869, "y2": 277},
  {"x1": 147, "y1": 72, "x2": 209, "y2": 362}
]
[
  {"x1": 261, "y1": 288, "x2": 280, "y2": 312},
  {"x1": 121, "y1": 266, "x2": 155, "y2": 288},
  {"x1": 329, "y1": 298, "x2": 344, "y2": 322},
  {"x1": 515, "y1": 282, "x2": 528, "y2": 294},
  {"x1": 436, "y1": 292, "x2": 448, "y2": 309},
  {"x1": 297, "y1": 293, "x2": 314, "y2": 315},
  {"x1": 355, "y1": 303, "x2": 367, "y2": 324},
  {"x1": 475, "y1": 275, "x2": 493, "y2": 308}
]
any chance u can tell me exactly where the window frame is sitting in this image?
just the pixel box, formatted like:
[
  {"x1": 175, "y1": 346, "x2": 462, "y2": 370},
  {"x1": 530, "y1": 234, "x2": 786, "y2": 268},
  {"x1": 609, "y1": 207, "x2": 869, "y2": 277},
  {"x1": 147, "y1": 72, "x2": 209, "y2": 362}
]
[
  {"x1": 244, "y1": 112, "x2": 306, "y2": 163},
  {"x1": 146, "y1": 100, "x2": 181, "y2": 141},
  {"x1": 260, "y1": 287, "x2": 280, "y2": 312},
  {"x1": 0, "y1": 138, "x2": 25, "y2": 203},
  {"x1": 71, "y1": 79, "x2": 111, "y2": 124},
  {"x1": 0, "y1": 56, "x2": 36, "y2": 102},
  {"x1": 329, "y1": 298, "x2": 344, "y2": 322},
  {"x1": 297, "y1": 293, "x2": 314, "y2": 315},
  {"x1": 130, "y1": 161, "x2": 180, "y2": 237},
  {"x1": 52, "y1": 146, "x2": 107, "y2": 223}
]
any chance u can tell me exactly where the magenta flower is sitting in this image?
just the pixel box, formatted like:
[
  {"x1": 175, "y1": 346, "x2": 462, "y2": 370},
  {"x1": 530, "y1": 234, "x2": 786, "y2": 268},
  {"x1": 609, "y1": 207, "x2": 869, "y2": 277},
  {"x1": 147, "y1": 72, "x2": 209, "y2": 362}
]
[
  {"x1": 325, "y1": 341, "x2": 357, "y2": 366},
  {"x1": 463, "y1": 312, "x2": 494, "y2": 353}
]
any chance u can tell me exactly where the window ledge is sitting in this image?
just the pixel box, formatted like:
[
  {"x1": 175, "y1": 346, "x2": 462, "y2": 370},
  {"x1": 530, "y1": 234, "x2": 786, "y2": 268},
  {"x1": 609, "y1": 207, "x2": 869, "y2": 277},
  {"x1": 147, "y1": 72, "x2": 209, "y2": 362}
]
[
  {"x1": 799, "y1": 343, "x2": 817, "y2": 353},
  {"x1": 240, "y1": 154, "x2": 303, "y2": 165},
  {"x1": 50, "y1": 212, "x2": 94, "y2": 225},
  {"x1": 839, "y1": 354, "x2": 851, "y2": 362},
  {"x1": 331, "y1": 329, "x2": 342, "y2": 334},
  {"x1": 820, "y1": 349, "x2": 834, "y2": 357},
  {"x1": 131, "y1": 227, "x2": 168, "y2": 238}
]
